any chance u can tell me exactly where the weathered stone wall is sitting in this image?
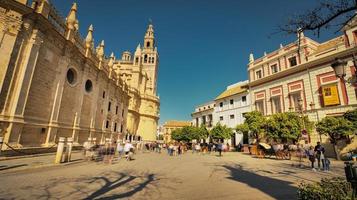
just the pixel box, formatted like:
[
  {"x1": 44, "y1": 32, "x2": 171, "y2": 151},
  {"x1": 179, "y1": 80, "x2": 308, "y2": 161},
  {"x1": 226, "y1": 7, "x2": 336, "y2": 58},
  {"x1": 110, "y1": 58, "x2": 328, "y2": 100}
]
[{"x1": 0, "y1": 1, "x2": 130, "y2": 150}]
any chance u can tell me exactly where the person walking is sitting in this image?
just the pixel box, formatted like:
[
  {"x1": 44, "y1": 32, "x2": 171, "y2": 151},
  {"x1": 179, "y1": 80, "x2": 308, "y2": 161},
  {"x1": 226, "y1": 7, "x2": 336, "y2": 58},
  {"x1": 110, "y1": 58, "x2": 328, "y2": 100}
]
[
  {"x1": 218, "y1": 141, "x2": 223, "y2": 157},
  {"x1": 314, "y1": 142, "x2": 325, "y2": 170},
  {"x1": 308, "y1": 146, "x2": 316, "y2": 171},
  {"x1": 124, "y1": 140, "x2": 134, "y2": 161},
  {"x1": 117, "y1": 141, "x2": 124, "y2": 160}
]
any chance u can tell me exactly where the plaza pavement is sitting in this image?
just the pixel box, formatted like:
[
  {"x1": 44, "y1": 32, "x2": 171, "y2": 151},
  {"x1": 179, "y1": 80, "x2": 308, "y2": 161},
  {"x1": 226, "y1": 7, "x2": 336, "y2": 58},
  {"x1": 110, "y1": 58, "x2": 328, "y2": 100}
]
[{"x1": 0, "y1": 151, "x2": 345, "y2": 200}]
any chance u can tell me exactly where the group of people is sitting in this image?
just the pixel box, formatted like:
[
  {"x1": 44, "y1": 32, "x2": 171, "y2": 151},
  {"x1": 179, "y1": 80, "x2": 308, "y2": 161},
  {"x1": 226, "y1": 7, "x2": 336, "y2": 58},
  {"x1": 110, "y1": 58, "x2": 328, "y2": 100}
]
[
  {"x1": 165, "y1": 142, "x2": 188, "y2": 156},
  {"x1": 83, "y1": 140, "x2": 136, "y2": 163},
  {"x1": 192, "y1": 142, "x2": 231, "y2": 156},
  {"x1": 305, "y1": 142, "x2": 331, "y2": 171}
]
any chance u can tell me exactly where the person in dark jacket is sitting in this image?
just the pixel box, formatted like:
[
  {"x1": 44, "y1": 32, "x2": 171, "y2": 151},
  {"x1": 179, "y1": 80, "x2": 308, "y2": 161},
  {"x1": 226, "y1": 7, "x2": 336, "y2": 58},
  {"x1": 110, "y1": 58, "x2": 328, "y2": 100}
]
[{"x1": 314, "y1": 142, "x2": 325, "y2": 170}]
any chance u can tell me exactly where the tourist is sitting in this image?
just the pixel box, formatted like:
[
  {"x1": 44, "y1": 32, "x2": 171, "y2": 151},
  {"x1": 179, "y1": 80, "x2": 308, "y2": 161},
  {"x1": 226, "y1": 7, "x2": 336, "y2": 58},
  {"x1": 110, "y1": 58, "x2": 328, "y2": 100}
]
[
  {"x1": 308, "y1": 146, "x2": 316, "y2": 171},
  {"x1": 314, "y1": 142, "x2": 325, "y2": 170},
  {"x1": 217, "y1": 142, "x2": 223, "y2": 157},
  {"x1": 117, "y1": 141, "x2": 124, "y2": 159},
  {"x1": 124, "y1": 140, "x2": 134, "y2": 161},
  {"x1": 324, "y1": 157, "x2": 330, "y2": 171},
  {"x1": 169, "y1": 143, "x2": 174, "y2": 156},
  {"x1": 195, "y1": 143, "x2": 201, "y2": 154},
  {"x1": 83, "y1": 139, "x2": 92, "y2": 161},
  {"x1": 226, "y1": 143, "x2": 230, "y2": 152}
]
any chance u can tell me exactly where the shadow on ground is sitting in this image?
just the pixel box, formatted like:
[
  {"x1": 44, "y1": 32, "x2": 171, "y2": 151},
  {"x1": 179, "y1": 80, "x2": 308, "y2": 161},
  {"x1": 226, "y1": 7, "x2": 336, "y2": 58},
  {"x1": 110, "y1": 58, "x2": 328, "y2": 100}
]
[
  {"x1": 1, "y1": 170, "x2": 159, "y2": 199},
  {"x1": 84, "y1": 173, "x2": 154, "y2": 200},
  {"x1": 223, "y1": 164, "x2": 297, "y2": 200},
  {"x1": 0, "y1": 164, "x2": 28, "y2": 171}
]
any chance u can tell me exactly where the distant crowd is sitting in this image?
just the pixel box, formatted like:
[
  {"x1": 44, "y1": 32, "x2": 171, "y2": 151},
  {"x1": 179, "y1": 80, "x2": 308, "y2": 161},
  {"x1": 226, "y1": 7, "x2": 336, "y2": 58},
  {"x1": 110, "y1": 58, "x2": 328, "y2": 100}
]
[{"x1": 144, "y1": 141, "x2": 233, "y2": 157}]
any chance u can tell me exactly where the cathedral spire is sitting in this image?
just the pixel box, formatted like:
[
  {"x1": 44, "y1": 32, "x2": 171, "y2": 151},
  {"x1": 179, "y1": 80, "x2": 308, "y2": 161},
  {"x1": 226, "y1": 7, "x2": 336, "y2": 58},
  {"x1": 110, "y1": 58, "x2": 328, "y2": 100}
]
[{"x1": 144, "y1": 22, "x2": 155, "y2": 49}]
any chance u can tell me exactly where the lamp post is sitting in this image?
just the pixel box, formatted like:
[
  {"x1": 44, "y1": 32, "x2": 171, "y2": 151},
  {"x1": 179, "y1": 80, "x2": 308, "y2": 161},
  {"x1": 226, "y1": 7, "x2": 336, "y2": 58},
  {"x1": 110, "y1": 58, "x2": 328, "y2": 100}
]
[{"x1": 331, "y1": 57, "x2": 357, "y2": 84}]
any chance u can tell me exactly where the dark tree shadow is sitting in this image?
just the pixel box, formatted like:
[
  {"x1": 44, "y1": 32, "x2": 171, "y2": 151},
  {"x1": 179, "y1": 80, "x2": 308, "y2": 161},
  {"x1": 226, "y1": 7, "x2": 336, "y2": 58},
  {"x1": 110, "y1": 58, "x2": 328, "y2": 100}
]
[
  {"x1": 94, "y1": 174, "x2": 155, "y2": 200},
  {"x1": 0, "y1": 164, "x2": 28, "y2": 171},
  {"x1": 83, "y1": 173, "x2": 155, "y2": 200},
  {"x1": 223, "y1": 164, "x2": 297, "y2": 200}
]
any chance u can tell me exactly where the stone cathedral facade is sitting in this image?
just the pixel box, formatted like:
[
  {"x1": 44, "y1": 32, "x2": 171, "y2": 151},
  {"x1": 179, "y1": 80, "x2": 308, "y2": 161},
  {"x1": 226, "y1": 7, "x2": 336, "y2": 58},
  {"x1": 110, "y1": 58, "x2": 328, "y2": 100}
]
[{"x1": 0, "y1": 0, "x2": 160, "y2": 149}]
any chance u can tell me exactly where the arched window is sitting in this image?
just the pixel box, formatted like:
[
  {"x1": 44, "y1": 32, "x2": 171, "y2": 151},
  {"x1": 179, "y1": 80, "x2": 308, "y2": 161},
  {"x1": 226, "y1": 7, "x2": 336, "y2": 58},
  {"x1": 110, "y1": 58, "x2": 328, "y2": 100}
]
[
  {"x1": 144, "y1": 54, "x2": 148, "y2": 63},
  {"x1": 152, "y1": 57, "x2": 155, "y2": 63},
  {"x1": 135, "y1": 57, "x2": 139, "y2": 64},
  {"x1": 146, "y1": 41, "x2": 150, "y2": 48}
]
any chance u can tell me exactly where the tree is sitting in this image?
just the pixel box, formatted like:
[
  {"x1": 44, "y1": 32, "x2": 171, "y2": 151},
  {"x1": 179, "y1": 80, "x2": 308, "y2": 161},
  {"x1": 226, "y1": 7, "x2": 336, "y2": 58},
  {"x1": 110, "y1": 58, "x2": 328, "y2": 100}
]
[
  {"x1": 171, "y1": 128, "x2": 183, "y2": 142},
  {"x1": 236, "y1": 123, "x2": 249, "y2": 135},
  {"x1": 171, "y1": 126, "x2": 203, "y2": 142},
  {"x1": 236, "y1": 123, "x2": 249, "y2": 143},
  {"x1": 243, "y1": 111, "x2": 267, "y2": 141},
  {"x1": 265, "y1": 112, "x2": 314, "y2": 143},
  {"x1": 278, "y1": 0, "x2": 357, "y2": 36},
  {"x1": 210, "y1": 123, "x2": 233, "y2": 141},
  {"x1": 343, "y1": 109, "x2": 357, "y2": 130},
  {"x1": 316, "y1": 116, "x2": 354, "y2": 160},
  {"x1": 197, "y1": 124, "x2": 209, "y2": 140}
]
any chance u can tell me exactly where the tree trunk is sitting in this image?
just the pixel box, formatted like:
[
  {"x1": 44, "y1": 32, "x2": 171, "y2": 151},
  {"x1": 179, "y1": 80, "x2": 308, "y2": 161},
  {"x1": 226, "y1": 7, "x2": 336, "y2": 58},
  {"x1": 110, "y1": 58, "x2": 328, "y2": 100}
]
[{"x1": 333, "y1": 143, "x2": 340, "y2": 160}]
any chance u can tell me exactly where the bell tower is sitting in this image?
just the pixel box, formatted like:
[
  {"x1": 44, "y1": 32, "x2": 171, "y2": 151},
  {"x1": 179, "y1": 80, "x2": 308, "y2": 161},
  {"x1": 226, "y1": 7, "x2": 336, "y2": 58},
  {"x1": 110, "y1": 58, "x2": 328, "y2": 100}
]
[
  {"x1": 144, "y1": 23, "x2": 155, "y2": 49},
  {"x1": 141, "y1": 22, "x2": 159, "y2": 95}
]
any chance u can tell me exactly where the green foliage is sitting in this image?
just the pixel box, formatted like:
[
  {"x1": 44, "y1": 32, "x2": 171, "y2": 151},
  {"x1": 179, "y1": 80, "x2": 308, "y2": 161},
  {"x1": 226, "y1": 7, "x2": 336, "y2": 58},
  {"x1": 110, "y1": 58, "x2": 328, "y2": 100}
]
[
  {"x1": 297, "y1": 177, "x2": 352, "y2": 200},
  {"x1": 171, "y1": 125, "x2": 208, "y2": 142},
  {"x1": 316, "y1": 116, "x2": 354, "y2": 144},
  {"x1": 266, "y1": 112, "x2": 314, "y2": 142},
  {"x1": 236, "y1": 123, "x2": 249, "y2": 135},
  {"x1": 243, "y1": 111, "x2": 267, "y2": 140},
  {"x1": 210, "y1": 123, "x2": 233, "y2": 140},
  {"x1": 343, "y1": 109, "x2": 357, "y2": 131},
  {"x1": 197, "y1": 124, "x2": 209, "y2": 140}
]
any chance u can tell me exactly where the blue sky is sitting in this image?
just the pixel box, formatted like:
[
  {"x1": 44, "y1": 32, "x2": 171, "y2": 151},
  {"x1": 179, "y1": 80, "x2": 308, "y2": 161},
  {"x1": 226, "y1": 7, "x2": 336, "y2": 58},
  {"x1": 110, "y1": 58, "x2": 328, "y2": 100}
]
[{"x1": 52, "y1": 0, "x2": 337, "y2": 124}]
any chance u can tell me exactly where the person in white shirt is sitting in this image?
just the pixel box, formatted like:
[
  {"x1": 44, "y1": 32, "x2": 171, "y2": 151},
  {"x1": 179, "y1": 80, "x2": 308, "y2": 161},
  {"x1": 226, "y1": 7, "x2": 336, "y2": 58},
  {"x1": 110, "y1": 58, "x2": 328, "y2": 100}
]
[
  {"x1": 117, "y1": 142, "x2": 124, "y2": 159},
  {"x1": 124, "y1": 141, "x2": 133, "y2": 153},
  {"x1": 124, "y1": 141, "x2": 134, "y2": 161}
]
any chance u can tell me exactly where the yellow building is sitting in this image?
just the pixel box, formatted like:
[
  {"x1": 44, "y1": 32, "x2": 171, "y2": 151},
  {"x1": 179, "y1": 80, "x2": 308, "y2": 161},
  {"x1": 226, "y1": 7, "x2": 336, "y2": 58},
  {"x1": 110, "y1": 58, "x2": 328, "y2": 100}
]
[
  {"x1": 0, "y1": 0, "x2": 159, "y2": 149},
  {"x1": 115, "y1": 24, "x2": 160, "y2": 142},
  {"x1": 163, "y1": 121, "x2": 191, "y2": 143}
]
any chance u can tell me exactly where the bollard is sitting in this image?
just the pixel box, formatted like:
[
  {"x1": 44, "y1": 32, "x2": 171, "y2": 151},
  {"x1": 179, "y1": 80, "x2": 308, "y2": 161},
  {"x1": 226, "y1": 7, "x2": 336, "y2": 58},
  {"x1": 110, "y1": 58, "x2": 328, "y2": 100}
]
[
  {"x1": 55, "y1": 137, "x2": 66, "y2": 164},
  {"x1": 0, "y1": 137, "x2": 3, "y2": 156},
  {"x1": 65, "y1": 137, "x2": 73, "y2": 162}
]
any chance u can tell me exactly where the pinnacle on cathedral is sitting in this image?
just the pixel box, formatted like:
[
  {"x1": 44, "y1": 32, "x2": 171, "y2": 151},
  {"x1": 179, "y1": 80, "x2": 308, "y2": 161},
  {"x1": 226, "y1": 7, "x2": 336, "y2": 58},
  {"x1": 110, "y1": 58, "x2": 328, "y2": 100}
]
[{"x1": 144, "y1": 23, "x2": 155, "y2": 49}]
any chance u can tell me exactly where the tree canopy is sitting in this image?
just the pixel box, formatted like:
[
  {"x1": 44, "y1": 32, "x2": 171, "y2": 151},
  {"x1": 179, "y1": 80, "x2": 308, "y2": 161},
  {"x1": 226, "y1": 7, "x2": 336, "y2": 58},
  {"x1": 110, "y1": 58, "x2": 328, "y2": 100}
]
[
  {"x1": 242, "y1": 111, "x2": 267, "y2": 140},
  {"x1": 210, "y1": 123, "x2": 233, "y2": 140},
  {"x1": 343, "y1": 109, "x2": 357, "y2": 131},
  {"x1": 265, "y1": 112, "x2": 314, "y2": 143},
  {"x1": 316, "y1": 116, "x2": 354, "y2": 144},
  {"x1": 170, "y1": 125, "x2": 209, "y2": 142}
]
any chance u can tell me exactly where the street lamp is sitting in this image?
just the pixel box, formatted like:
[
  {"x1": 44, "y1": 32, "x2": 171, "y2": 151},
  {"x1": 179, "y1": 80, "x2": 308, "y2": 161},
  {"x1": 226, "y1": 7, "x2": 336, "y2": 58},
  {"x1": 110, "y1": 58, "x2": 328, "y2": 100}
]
[
  {"x1": 331, "y1": 58, "x2": 347, "y2": 79},
  {"x1": 331, "y1": 58, "x2": 357, "y2": 84}
]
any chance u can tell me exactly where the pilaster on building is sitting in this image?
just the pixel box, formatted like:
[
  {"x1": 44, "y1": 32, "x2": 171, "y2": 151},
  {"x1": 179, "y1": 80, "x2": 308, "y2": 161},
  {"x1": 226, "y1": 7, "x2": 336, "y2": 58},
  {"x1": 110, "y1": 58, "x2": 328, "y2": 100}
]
[{"x1": 0, "y1": 0, "x2": 160, "y2": 150}]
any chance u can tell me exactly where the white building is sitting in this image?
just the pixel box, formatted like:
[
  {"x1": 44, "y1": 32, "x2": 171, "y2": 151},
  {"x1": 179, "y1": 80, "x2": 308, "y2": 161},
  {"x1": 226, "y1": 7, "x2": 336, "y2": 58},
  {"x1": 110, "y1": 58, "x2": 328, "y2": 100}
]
[
  {"x1": 214, "y1": 81, "x2": 251, "y2": 146},
  {"x1": 191, "y1": 101, "x2": 215, "y2": 129},
  {"x1": 191, "y1": 81, "x2": 251, "y2": 146},
  {"x1": 214, "y1": 81, "x2": 250, "y2": 127}
]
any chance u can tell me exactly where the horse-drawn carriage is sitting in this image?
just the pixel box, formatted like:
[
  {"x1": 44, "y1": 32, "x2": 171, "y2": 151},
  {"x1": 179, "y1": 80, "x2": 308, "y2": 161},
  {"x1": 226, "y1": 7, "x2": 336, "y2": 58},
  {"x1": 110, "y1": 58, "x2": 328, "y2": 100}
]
[{"x1": 257, "y1": 143, "x2": 291, "y2": 160}]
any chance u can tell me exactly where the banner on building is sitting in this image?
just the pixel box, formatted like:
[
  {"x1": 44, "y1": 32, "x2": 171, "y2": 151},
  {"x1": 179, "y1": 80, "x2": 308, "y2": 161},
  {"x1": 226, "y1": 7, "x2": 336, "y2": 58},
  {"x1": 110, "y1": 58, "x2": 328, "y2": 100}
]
[{"x1": 322, "y1": 84, "x2": 340, "y2": 106}]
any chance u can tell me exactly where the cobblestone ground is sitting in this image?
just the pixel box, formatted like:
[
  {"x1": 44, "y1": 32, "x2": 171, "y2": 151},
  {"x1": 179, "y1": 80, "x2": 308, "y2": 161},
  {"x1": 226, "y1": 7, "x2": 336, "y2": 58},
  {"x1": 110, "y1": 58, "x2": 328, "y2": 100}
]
[{"x1": 0, "y1": 151, "x2": 345, "y2": 200}]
